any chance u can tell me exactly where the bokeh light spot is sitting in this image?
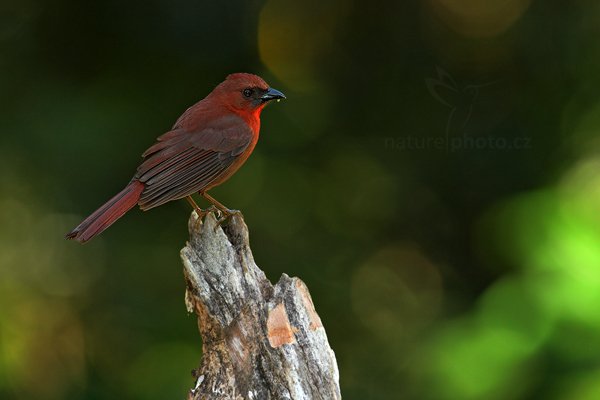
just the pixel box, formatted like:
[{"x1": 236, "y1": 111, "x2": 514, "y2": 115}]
[
  {"x1": 316, "y1": 151, "x2": 397, "y2": 238},
  {"x1": 352, "y1": 244, "x2": 443, "y2": 345},
  {"x1": 425, "y1": 321, "x2": 534, "y2": 400},
  {"x1": 426, "y1": 0, "x2": 532, "y2": 38},
  {"x1": 258, "y1": 0, "x2": 350, "y2": 91}
]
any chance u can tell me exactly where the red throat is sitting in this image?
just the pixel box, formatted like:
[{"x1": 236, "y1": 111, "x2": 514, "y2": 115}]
[{"x1": 232, "y1": 106, "x2": 263, "y2": 135}]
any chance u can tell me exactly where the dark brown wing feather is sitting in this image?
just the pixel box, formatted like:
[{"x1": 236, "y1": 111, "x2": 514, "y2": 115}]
[{"x1": 135, "y1": 114, "x2": 253, "y2": 210}]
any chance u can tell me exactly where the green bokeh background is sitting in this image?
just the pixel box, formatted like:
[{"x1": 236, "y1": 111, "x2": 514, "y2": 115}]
[{"x1": 2, "y1": 1, "x2": 600, "y2": 399}]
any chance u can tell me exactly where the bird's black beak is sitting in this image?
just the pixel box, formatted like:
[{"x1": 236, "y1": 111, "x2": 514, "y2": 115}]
[{"x1": 261, "y1": 87, "x2": 286, "y2": 102}]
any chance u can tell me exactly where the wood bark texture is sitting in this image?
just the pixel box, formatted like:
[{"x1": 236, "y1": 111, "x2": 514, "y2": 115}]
[{"x1": 181, "y1": 212, "x2": 341, "y2": 400}]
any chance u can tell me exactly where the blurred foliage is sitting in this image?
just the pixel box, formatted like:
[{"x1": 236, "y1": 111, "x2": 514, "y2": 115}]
[{"x1": 1, "y1": 0, "x2": 600, "y2": 399}]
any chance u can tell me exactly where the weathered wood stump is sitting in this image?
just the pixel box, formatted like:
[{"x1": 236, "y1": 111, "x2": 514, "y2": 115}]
[{"x1": 181, "y1": 212, "x2": 341, "y2": 400}]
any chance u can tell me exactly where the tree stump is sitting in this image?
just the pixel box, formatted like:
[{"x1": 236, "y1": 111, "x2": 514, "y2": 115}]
[{"x1": 181, "y1": 212, "x2": 341, "y2": 400}]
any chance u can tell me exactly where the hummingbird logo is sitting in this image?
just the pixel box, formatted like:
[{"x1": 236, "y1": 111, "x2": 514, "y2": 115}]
[{"x1": 426, "y1": 66, "x2": 497, "y2": 140}]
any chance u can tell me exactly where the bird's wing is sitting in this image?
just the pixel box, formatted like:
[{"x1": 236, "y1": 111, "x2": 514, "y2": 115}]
[{"x1": 134, "y1": 115, "x2": 253, "y2": 210}]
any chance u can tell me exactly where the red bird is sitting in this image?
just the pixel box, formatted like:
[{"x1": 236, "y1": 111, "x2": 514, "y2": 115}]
[{"x1": 66, "y1": 73, "x2": 285, "y2": 243}]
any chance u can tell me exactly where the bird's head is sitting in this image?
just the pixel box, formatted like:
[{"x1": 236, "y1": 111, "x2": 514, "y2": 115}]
[{"x1": 212, "y1": 73, "x2": 286, "y2": 115}]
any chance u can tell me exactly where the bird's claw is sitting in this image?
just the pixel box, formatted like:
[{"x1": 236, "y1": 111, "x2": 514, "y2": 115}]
[
  {"x1": 199, "y1": 205, "x2": 219, "y2": 218},
  {"x1": 213, "y1": 209, "x2": 240, "y2": 231},
  {"x1": 192, "y1": 205, "x2": 219, "y2": 227}
]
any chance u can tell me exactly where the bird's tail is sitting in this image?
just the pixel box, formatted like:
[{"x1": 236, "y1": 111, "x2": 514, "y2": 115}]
[{"x1": 66, "y1": 180, "x2": 144, "y2": 243}]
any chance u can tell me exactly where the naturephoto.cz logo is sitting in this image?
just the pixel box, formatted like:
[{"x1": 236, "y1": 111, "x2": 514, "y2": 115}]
[
  {"x1": 385, "y1": 66, "x2": 532, "y2": 152},
  {"x1": 384, "y1": 134, "x2": 532, "y2": 152}
]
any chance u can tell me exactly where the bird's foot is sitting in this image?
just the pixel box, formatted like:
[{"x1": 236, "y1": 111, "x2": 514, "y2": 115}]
[
  {"x1": 187, "y1": 196, "x2": 213, "y2": 221},
  {"x1": 191, "y1": 205, "x2": 218, "y2": 230},
  {"x1": 193, "y1": 205, "x2": 220, "y2": 225},
  {"x1": 214, "y1": 209, "x2": 241, "y2": 230}
]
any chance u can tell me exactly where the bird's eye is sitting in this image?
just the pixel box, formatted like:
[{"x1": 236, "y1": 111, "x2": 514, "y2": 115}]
[{"x1": 243, "y1": 88, "x2": 253, "y2": 98}]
